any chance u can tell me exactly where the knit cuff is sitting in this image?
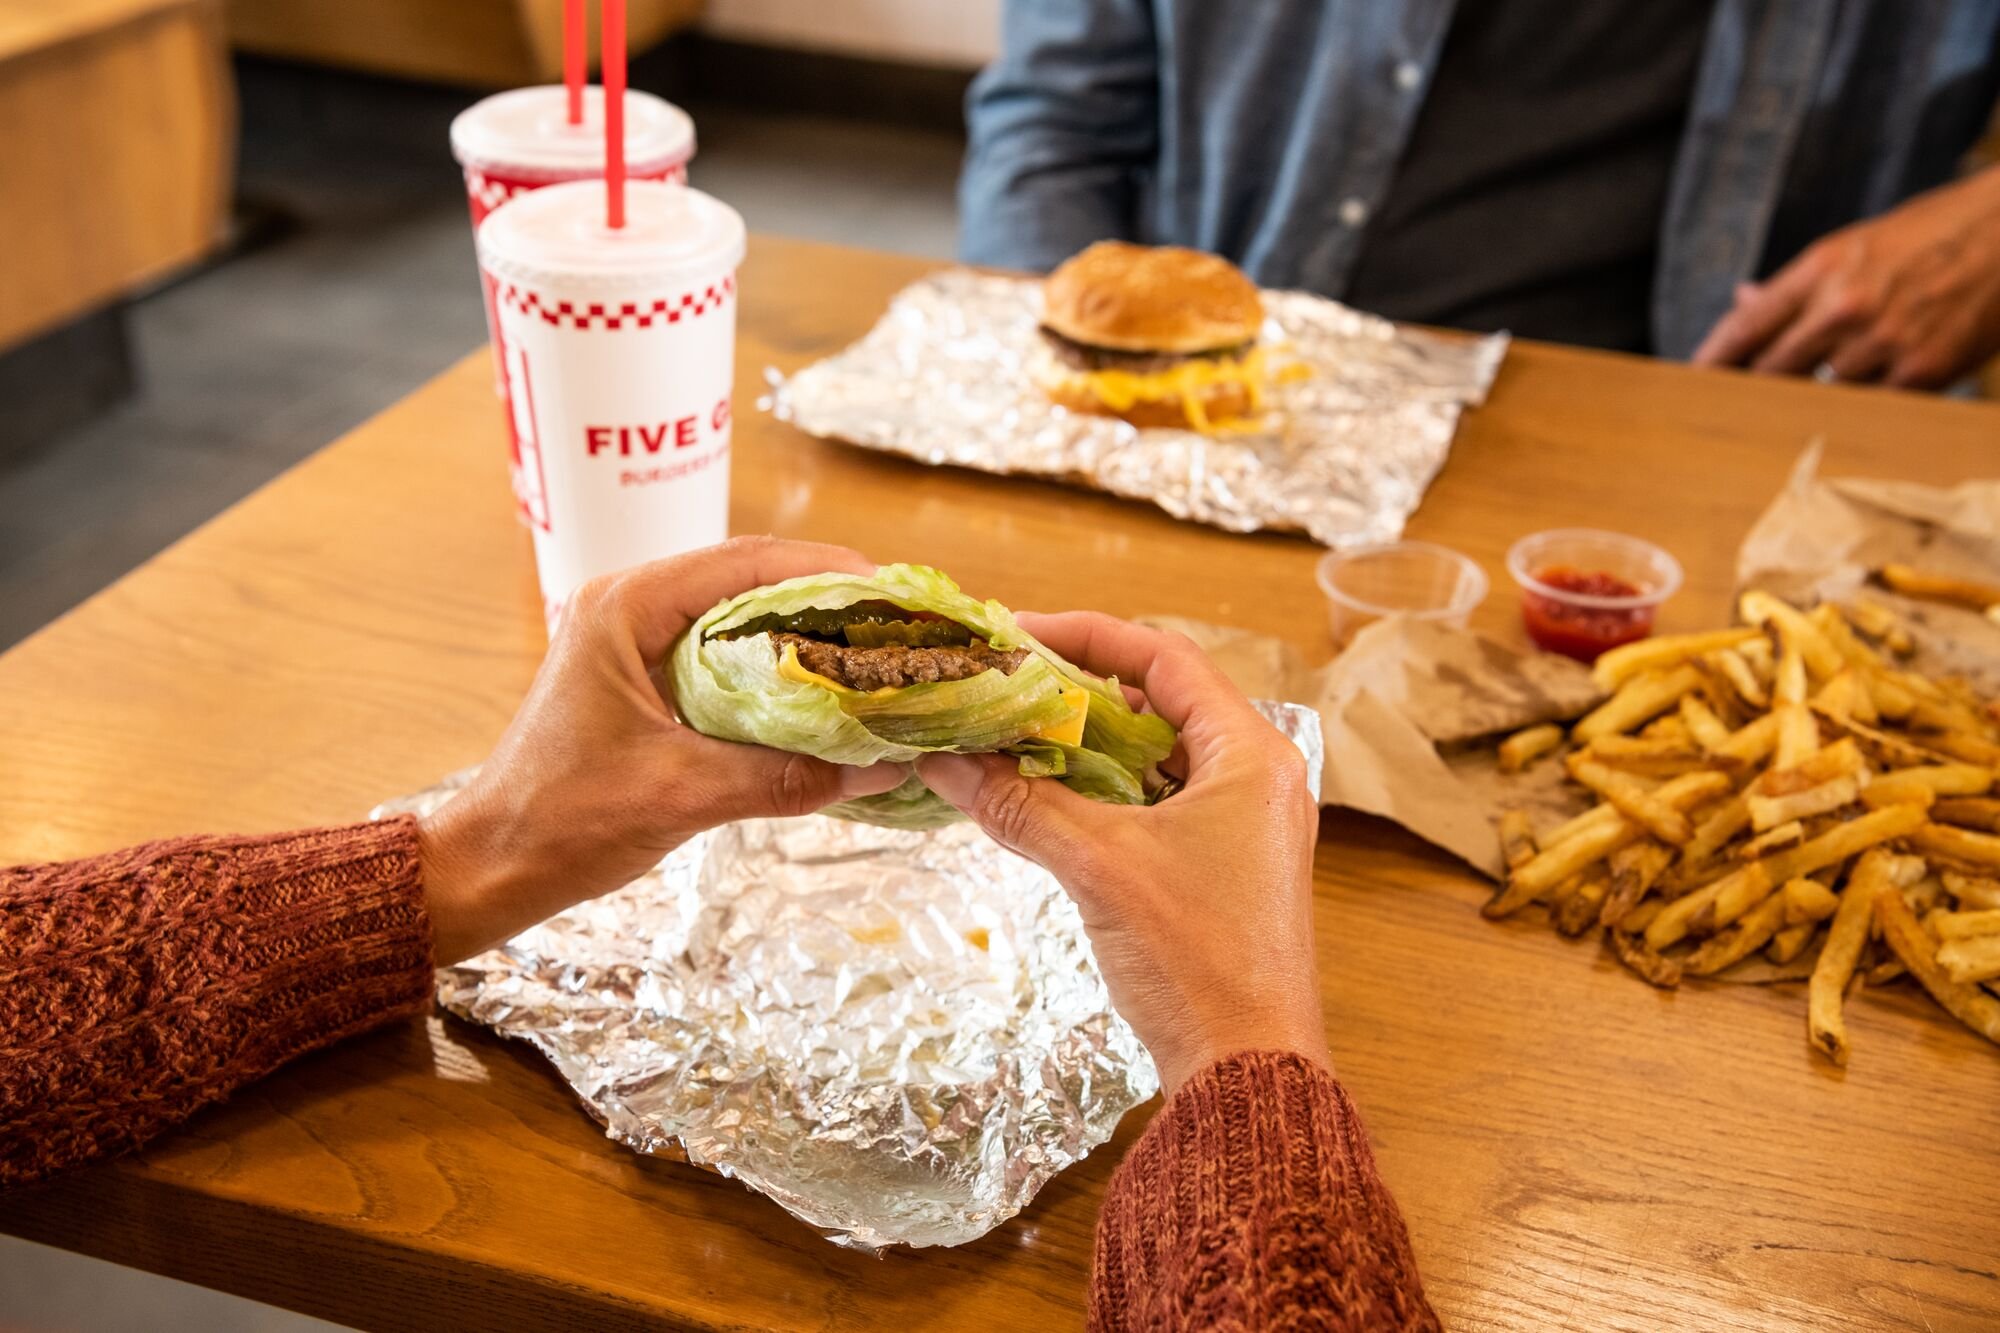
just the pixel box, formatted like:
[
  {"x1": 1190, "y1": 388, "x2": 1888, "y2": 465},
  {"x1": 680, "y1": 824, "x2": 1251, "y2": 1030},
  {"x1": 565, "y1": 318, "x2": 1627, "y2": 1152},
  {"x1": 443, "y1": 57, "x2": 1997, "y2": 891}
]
[
  {"x1": 2, "y1": 817, "x2": 435, "y2": 1184},
  {"x1": 1089, "y1": 1050, "x2": 1438, "y2": 1332}
]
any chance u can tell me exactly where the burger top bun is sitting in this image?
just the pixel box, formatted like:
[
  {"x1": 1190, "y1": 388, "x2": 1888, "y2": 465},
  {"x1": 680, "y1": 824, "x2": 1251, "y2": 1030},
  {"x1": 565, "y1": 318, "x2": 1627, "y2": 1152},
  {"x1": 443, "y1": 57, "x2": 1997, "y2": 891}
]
[{"x1": 1040, "y1": 241, "x2": 1263, "y2": 354}]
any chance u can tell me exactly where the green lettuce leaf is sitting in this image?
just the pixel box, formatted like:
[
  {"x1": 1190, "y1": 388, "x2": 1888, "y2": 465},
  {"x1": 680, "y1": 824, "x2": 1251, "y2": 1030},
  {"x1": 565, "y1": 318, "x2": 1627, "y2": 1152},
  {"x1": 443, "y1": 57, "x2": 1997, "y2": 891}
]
[{"x1": 670, "y1": 564, "x2": 1178, "y2": 827}]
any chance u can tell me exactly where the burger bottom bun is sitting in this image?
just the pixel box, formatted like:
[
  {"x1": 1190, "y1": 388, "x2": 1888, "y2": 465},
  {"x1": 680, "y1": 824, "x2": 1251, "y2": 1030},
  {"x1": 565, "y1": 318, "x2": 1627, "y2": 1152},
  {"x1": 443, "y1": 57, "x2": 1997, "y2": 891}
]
[{"x1": 1040, "y1": 373, "x2": 1257, "y2": 431}]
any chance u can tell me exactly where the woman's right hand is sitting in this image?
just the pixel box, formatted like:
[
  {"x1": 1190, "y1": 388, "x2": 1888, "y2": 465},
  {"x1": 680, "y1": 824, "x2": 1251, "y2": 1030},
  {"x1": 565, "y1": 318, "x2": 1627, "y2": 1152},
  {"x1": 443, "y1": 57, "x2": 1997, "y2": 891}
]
[{"x1": 914, "y1": 612, "x2": 1327, "y2": 1094}]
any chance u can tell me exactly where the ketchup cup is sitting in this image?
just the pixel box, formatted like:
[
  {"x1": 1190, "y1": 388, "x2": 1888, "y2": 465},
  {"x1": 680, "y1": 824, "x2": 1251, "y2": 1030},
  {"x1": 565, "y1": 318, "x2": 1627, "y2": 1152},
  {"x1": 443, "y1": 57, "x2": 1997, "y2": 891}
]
[{"x1": 1506, "y1": 529, "x2": 1682, "y2": 662}]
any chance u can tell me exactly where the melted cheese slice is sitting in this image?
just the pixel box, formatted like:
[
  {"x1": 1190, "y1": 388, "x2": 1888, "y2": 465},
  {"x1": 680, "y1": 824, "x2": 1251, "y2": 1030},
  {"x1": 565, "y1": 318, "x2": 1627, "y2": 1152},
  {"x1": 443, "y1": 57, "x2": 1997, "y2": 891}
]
[
  {"x1": 1056, "y1": 348, "x2": 1269, "y2": 433},
  {"x1": 777, "y1": 642, "x2": 1089, "y2": 745}
]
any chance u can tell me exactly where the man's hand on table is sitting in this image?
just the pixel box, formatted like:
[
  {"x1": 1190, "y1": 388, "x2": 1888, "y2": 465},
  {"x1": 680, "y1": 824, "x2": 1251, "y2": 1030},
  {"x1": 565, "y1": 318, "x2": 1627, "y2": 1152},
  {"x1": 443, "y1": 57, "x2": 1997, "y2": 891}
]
[
  {"x1": 1693, "y1": 166, "x2": 2000, "y2": 390},
  {"x1": 415, "y1": 537, "x2": 908, "y2": 964},
  {"x1": 915, "y1": 612, "x2": 1329, "y2": 1095}
]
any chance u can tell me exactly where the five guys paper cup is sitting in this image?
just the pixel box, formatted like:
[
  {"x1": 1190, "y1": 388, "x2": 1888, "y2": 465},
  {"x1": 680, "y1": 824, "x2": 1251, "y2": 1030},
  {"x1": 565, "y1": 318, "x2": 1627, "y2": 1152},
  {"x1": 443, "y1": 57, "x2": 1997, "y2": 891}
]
[
  {"x1": 451, "y1": 86, "x2": 696, "y2": 393},
  {"x1": 477, "y1": 179, "x2": 746, "y2": 631}
]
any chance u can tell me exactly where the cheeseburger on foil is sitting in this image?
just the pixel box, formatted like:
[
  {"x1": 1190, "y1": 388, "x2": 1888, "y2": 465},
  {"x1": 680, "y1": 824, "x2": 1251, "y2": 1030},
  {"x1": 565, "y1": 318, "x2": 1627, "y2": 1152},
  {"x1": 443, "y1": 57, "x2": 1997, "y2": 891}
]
[
  {"x1": 672, "y1": 563, "x2": 1178, "y2": 829},
  {"x1": 1035, "y1": 241, "x2": 1271, "y2": 432}
]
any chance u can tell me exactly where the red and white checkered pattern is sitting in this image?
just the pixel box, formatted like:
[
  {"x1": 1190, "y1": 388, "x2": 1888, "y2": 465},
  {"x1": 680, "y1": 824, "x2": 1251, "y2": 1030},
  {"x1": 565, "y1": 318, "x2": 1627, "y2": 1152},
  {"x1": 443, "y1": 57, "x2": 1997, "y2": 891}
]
[
  {"x1": 496, "y1": 275, "x2": 735, "y2": 330},
  {"x1": 466, "y1": 168, "x2": 529, "y2": 215}
]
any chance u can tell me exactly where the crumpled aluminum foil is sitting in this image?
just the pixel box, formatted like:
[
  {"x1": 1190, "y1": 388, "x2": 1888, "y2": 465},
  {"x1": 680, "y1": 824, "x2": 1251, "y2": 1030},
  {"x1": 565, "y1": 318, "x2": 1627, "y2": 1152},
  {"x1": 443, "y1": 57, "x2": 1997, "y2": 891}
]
[
  {"x1": 374, "y1": 700, "x2": 1322, "y2": 1251},
  {"x1": 766, "y1": 270, "x2": 1507, "y2": 547}
]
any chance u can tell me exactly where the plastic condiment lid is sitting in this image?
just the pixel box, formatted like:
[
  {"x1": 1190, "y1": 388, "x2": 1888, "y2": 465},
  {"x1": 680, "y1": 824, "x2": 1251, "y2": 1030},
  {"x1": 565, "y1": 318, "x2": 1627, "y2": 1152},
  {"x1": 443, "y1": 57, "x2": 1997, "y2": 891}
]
[
  {"x1": 478, "y1": 179, "x2": 746, "y2": 289},
  {"x1": 450, "y1": 86, "x2": 695, "y2": 179}
]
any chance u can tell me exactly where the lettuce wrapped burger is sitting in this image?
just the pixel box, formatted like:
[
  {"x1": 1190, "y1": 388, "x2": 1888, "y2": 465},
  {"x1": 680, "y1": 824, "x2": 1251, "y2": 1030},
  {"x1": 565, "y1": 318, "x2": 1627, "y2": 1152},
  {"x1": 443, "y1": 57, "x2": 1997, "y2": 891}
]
[{"x1": 671, "y1": 564, "x2": 1177, "y2": 829}]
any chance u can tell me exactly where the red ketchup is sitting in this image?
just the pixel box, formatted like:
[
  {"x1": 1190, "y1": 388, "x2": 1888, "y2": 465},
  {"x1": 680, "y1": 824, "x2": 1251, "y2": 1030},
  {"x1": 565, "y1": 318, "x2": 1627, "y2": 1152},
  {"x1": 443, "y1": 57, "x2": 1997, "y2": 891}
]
[{"x1": 1520, "y1": 566, "x2": 1656, "y2": 662}]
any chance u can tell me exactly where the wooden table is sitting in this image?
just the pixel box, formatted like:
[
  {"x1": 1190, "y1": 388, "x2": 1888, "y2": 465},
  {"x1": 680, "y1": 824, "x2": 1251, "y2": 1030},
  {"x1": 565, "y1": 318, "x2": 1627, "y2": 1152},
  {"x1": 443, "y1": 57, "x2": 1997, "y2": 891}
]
[{"x1": 4, "y1": 236, "x2": 1998, "y2": 1332}]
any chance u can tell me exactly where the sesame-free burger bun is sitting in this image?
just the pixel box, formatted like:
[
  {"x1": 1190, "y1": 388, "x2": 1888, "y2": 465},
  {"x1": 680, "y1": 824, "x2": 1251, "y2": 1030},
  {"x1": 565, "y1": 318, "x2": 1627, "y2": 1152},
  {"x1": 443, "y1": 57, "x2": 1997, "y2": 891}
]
[{"x1": 1041, "y1": 241, "x2": 1263, "y2": 353}]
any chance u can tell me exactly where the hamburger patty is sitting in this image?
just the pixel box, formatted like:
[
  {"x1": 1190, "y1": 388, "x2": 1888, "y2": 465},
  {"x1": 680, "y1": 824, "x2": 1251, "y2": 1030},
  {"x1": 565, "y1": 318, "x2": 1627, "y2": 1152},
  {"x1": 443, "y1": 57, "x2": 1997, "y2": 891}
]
[
  {"x1": 774, "y1": 632, "x2": 1028, "y2": 691},
  {"x1": 1039, "y1": 326, "x2": 1254, "y2": 374}
]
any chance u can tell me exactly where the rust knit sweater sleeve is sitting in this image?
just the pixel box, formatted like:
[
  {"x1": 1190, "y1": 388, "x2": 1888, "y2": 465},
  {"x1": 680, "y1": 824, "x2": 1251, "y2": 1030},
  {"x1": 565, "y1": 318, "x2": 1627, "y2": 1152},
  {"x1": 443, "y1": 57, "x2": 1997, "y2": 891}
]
[
  {"x1": 1, "y1": 817, "x2": 434, "y2": 1187},
  {"x1": 1089, "y1": 1050, "x2": 1440, "y2": 1332}
]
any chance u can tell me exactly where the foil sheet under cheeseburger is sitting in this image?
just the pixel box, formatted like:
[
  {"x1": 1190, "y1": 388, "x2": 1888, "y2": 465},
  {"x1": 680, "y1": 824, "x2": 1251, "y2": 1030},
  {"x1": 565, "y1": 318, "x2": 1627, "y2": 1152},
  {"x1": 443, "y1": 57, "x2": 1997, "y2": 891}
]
[{"x1": 768, "y1": 269, "x2": 1507, "y2": 548}]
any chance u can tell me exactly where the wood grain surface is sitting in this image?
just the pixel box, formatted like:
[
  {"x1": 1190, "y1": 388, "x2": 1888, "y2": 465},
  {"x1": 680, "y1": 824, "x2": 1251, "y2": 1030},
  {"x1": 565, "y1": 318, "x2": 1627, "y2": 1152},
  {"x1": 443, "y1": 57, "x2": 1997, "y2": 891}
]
[{"x1": 3, "y1": 236, "x2": 1998, "y2": 1332}]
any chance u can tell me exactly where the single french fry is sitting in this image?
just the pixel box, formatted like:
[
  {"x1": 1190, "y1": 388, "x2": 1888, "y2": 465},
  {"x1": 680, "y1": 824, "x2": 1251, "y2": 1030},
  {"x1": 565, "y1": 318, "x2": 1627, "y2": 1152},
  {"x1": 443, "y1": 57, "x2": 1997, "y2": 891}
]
[
  {"x1": 1749, "y1": 777, "x2": 1859, "y2": 833},
  {"x1": 1738, "y1": 820, "x2": 1804, "y2": 861},
  {"x1": 1761, "y1": 737, "x2": 1864, "y2": 788},
  {"x1": 1807, "y1": 849, "x2": 1898, "y2": 1065},
  {"x1": 1917, "y1": 728, "x2": 2000, "y2": 768},
  {"x1": 1608, "y1": 929, "x2": 1681, "y2": 988},
  {"x1": 1912, "y1": 823, "x2": 2000, "y2": 871},
  {"x1": 1585, "y1": 736, "x2": 1707, "y2": 764},
  {"x1": 1877, "y1": 765, "x2": 1992, "y2": 797},
  {"x1": 1773, "y1": 703, "x2": 1819, "y2": 768},
  {"x1": 1846, "y1": 597, "x2": 1915, "y2": 655},
  {"x1": 1599, "y1": 840, "x2": 1672, "y2": 930},
  {"x1": 1782, "y1": 877, "x2": 1841, "y2": 925},
  {"x1": 1867, "y1": 958, "x2": 1907, "y2": 985},
  {"x1": 1861, "y1": 775, "x2": 1939, "y2": 811},
  {"x1": 1556, "y1": 874, "x2": 1611, "y2": 936},
  {"x1": 1539, "y1": 801, "x2": 1623, "y2": 850},
  {"x1": 1874, "y1": 889, "x2": 2000, "y2": 1046},
  {"x1": 1736, "y1": 634, "x2": 1776, "y2": 678},
  {"x1": 1742, "y1": 591, "x2": 1845, "y2": 680},
  {"x1": 1568, "y1": 755, "x2": 1694, "y2": 845},
  {"x1": 1877, "y1": 563, "x2": 2000, "y2": 612},
  {"x1": 1933, "y1": 797, "x2": 2000, "y2": 834},
  {"x1": 1909, "y1": 698, "x2": 1993, "y2": 743},
  {"x1": 1713, "y1": 711, "x2": 1780, "y2": 766},
  {"x1": 1498, "y1": 723, "x2": 1564, "y2": 773},
  {"x1": 1686, "y1": 892, "x2": 1790, "y2": 975},
  {"x1": 1681, "y1": 794, "x2": 1752, "y2": 869},
  {"x1": 1774, "y1": 638, "x2": 1808, "y2": 707},
  {"x1": 1812, "y1": 605, "x2": 1884, "y2": 670},
  {"x1": 1704, "y1": 648, "x2": 1769, "y2": 712},
  {"x1": 1677, "y1": 694, "x2": 1733, "y2": 753},
  {"x1": 1499, "y1": 809, "x2": 1538, "y2": 872},
  {"x1": 1647, "y1": 802, "x2": 1929, "y2": 948},
  {"x1": 1640, "y1": 714, "x2": 1691, "y2": 743},
  {"x1": 1932, "y1": 909, "x2": 2000, "y2": 940},
  {"x1": 1864, "y1": 670, "x2": 1919, "y2": 721},
  {"x1": 1573, "y1": 665, "x2": 1705, "y2": 744},
  {"x1": 1767, "y1": 922, "x2": 1818, "y2": 965},
  {"x1": 1809, "y1": 669, "x2": 1878, "y2": 726},
  {"x1": 1621, "y1": 898, "x2": 1665, "y2": 932},
  {"x1": 1592, "y1": 626, "x2": 1764, "y2": 691},
  {"x1": 1936, "y1": 934, "x2": 2000, "y2": 984},
  {"x1": 1943, "y1": 871, "x2": 2000, "y2": 910},
  {"x1": 1819, "y1": 713, "x2": 1948, "y2": 768}
]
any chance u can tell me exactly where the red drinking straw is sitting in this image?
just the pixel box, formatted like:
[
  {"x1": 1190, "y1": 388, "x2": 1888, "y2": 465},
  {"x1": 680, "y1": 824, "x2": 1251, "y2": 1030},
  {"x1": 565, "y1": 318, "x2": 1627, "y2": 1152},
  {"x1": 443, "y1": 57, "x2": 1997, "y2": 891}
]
[
  {"x1": 603, "y1": 0, "x2": 627, "y2": 229},
  {"x1": 563, "y1": 0, "x2": 586, "y2": 125}
]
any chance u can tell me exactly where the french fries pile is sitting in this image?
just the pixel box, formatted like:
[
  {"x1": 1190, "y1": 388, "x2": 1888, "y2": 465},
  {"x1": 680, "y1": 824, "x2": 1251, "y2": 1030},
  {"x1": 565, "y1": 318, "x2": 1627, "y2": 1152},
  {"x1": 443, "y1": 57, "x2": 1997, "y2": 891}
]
[{"x1": 1487, "y1": 590, "x2": 2000, "y2": 1065}]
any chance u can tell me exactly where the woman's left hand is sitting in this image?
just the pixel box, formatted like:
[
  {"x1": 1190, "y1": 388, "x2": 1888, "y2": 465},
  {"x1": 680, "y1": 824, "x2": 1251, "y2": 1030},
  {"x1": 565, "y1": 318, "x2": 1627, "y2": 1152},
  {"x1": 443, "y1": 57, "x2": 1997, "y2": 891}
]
[{"x1": 417, "y1": 537, "x2": 908, "y2": 963}]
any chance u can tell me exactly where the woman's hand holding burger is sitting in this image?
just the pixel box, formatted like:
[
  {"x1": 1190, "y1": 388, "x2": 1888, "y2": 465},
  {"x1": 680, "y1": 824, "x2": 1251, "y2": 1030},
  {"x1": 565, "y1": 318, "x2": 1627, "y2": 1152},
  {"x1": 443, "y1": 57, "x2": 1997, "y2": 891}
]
[
  {"x1": 420, "y1": 540, "x2": 1330, "y2": 1097},
  {"x1": 916, "y1": 612, "x2": 1329, "y2": 1093},
  {"x1": 416, "y1": 537, "x2": 908, "y2": 963}
]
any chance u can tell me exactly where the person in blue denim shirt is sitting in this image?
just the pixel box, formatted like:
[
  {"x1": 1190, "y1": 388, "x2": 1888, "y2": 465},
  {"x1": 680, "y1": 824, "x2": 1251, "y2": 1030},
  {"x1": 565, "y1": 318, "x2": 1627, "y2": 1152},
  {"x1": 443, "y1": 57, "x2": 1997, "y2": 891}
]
[{"x1": 960, "y1": 1, "x2": 2000, "y2": 390}]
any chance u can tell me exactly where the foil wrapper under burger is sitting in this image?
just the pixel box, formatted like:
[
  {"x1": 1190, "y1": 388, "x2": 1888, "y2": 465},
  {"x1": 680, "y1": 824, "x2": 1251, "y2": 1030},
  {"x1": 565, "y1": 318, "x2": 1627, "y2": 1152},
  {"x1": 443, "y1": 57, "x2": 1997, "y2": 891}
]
[
  {"x1": 767, "y1": 270, "x2": 1507, "y2": 547},
  {"x1": 375, "y1": 701, "x2": 1322, "y2": 1252}
]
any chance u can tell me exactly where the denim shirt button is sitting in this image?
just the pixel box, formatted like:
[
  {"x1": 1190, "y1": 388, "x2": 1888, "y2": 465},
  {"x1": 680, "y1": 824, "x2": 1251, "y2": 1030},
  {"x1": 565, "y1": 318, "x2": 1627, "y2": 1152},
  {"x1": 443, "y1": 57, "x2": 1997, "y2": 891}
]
[
  {"x1": 1393, "y1": 60, "x2": 1423, "y2": 92},
  {"x1": 1338, "y1": 198, "x2": 1370, "y2": 228}
]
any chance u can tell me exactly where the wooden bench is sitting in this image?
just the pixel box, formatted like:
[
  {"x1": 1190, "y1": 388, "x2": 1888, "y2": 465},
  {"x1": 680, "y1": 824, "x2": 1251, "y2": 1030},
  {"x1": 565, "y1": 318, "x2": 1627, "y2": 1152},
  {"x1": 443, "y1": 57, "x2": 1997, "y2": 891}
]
[{"x1": 0, "y1": 0, "x2": 234, "y2": 355}]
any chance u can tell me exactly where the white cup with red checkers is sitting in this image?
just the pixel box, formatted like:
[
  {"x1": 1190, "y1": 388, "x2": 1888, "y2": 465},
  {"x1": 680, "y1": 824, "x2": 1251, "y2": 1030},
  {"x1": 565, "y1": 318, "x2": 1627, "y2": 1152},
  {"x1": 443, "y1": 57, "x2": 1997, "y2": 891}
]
[
  {"x1": 451, "y1": 86, "x2": 696, "y2": 396},
  {"x1": 477, "y1": 178, "x2": 746, "y2": 632}
]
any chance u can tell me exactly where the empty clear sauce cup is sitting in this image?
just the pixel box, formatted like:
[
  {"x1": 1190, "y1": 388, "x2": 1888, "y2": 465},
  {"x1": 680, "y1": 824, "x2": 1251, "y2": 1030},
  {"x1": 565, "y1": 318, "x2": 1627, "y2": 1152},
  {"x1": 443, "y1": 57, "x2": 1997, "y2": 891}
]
[{"x1": 1316, "y1": 541, "x2": 1489, "y2": 646}]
